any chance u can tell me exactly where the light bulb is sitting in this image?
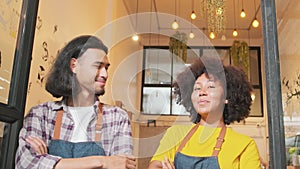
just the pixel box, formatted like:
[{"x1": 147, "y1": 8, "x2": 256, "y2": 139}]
[
  {"x1": 252, "y1": 18, "x2": 259, "y2": 28},
  {"x1": 189, "y1": 31, "x2": 195, "y2": 39},
  {"x1": 132, "y1": 33, "x2": 139, "y2": 41},
  {"x1": 233, "y1": 29, "x2": 238, "y2": 37},
  {"x1": 191, "y1": 11, "x2": 196, "y2": 20},
  {"x1": 251, "y1": 93, "x2": 256, "y2": 101},
  {"x1": 172, "y1": 20, "x2": 179, "y2": 30},
  {"x1": 240, "y1": 9, "x2": 246, "y2": 18},
  {"x1": 209, "y1": 31, "x2": 216, "y2": 39}
]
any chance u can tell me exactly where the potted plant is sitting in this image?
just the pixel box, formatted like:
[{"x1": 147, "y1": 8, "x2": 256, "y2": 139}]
[{"x1": 289, "y1": 147, "x2": 300, "y2": 166}]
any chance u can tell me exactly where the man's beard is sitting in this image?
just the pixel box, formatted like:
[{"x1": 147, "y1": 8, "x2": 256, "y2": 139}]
[{"x1": 95, "y1": 89, "x2": 105, "y2": 96}]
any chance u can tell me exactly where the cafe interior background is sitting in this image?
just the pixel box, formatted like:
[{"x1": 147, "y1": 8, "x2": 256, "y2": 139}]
[{"x1": 0, "y1": 0, "x2": 299, "y2": 168}]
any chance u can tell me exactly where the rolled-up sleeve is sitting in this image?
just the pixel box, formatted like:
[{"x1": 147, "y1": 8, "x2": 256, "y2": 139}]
[{"x1": 15, "y1": 105, "x2": 61, "y2": 169}]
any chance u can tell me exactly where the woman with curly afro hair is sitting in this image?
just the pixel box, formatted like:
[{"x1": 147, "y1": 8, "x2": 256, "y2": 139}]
[{"x1": 149, "y1": 56, "x2": 261, "y2": 169}]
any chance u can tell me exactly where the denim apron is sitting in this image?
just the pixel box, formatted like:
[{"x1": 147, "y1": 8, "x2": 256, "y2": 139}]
[
  {"x1": 48, "y1": 103, "x2": 105, "y2": 158},
  {"x1": 174, "y1": 124, "x2": 226, "y2": 169}
]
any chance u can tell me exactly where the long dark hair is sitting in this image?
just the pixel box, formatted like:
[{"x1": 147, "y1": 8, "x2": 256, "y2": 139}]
[
  {"x1": 45, "y1": 35, "x2": 108, "y2": 98},
  {"x1": 173, "y1": 56, "x2": 253, "y2": 124}
]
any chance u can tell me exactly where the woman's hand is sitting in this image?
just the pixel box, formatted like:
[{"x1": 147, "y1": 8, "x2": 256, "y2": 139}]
[
  {"x1": 148, "y1": 157, "x2": 174, "y2": 169},
  {"x1": 161, "y1": 156, "x2": 174, "y2": 169},
  {"x1": 25, "y1": 136, "x2": 48, "y2": 155}
]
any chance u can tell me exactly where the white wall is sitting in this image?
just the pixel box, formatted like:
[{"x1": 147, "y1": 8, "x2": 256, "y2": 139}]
[{"x1": 25, "y1": 0, "x2": 141, "y2": 113}]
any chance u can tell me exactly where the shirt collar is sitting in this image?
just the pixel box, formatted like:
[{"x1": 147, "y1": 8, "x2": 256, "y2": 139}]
[{"x1": 51, "y1": 97, "x2": 100, "y2": 112}]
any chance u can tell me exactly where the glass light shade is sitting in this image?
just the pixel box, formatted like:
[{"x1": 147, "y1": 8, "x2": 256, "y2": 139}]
[
  {"x1": 221, "y1": 35, "x2": 226, "y2": 41},
  {"x1": 240, "y1": 9, "x2": 246, "y2": 18},
  {"x1": 171, "y1": 20, "x2": 179, "y2": 29},
  {"x1": 209, "y1": 31, "x2": 216, "y2": 39},
  {"x1": 252, "y1": 18, "x2": 259, "y2": 28},
  {"x1": 189, "y1": 31, "x2": 195, "y2": 39},
  {"x1": 191, "y1": 11, "x2": 196, "y2": 20},
  {"x1": 132, "y1": 33, "x2": 139, "y2": 41},
  {"x1": 232, "y1": 29, "x2": 238, "y2": 37}
]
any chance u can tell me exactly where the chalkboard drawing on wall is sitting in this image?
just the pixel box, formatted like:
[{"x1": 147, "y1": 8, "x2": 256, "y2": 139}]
[{"x1": 37, "y1": 65, "x2": 45, "y2": 87}]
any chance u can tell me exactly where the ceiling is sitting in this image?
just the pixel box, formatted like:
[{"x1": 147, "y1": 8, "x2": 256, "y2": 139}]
[{"x1": 123, "y1": 0, "x2": 263, "y2": 41}]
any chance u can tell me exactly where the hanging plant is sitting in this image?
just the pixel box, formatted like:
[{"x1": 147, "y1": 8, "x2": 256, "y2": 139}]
[
  {"x1": 229, "y1": 40, "x2": 250, "y2": 76},
  {"x1": 169, "y1": 31, "x2": 188, "y2": 63}
]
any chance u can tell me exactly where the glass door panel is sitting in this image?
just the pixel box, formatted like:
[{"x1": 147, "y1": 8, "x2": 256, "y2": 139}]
[
  {"x1": 142, "y1": 87, "x2": 171, "y2": 114},
  {"x1": 0, "y1": 1, "x2": 22, "y2": 104},
  {"x1": 144, "y1": 49, "x2": 172, "y2": 85}
]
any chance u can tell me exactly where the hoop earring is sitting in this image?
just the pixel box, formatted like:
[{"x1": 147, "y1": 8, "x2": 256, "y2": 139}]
[{"x1": 224, "y1": 99, "x2": 229, "y2": 104}]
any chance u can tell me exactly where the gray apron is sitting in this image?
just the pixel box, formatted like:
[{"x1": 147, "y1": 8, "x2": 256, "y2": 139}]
[
  {"x1": 48, "y1": 103, "x2": 105, "y2": 158},
  {"x1": 174, "y1": 124, "x2": 226, "y2": 169}
]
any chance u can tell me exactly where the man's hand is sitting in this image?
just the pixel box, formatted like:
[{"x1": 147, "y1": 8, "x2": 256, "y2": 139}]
[
  {"x1": 26, "y1": 136, "x2": 48, "y2": 155},
  {"x1": 102, "y1": 155, "x2": 136, "y2": 169}
]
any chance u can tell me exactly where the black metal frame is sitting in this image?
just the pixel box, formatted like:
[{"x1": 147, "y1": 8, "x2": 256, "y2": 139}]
[
  {"x1": 261, "y1": 0, "x2": 286, "y2": 168},
  {"x1": 141, "y1": 46, "x2": 263, "y2": 117}
]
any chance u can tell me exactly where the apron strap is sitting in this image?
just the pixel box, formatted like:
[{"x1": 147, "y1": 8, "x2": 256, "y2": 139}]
[
  {"x1": 176, "y1": 123, "x2": 200, "y2": 152},
  {"x1": 53, "y1": 109, "x2": 64, "y2": 140},
  {"x1": 212, "y1": 126, "x2": 226, "y2": 156},
  {"x1": 176, "y1": 123, "x2": 227, "y2": 157},
  {"x1": 95, "y1": 103, "x2": 103, "y2": 142}
]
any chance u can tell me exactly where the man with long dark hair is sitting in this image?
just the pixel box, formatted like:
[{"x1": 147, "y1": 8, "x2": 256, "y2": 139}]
[{"x1": 15, "y1": 35, "x2": 136, "y2": 169}]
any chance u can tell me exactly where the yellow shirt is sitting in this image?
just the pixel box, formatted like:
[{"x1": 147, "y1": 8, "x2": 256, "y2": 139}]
[{"x1": 151, "y1": 124, "x2": 261, "y2": 169}]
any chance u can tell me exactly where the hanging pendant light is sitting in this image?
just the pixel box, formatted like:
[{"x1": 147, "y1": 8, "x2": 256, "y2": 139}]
[
  {"x1": 191, "y1": 11, "x2": 196, "y2": 20},
  {"x1": 189, "y1": 30, "x2": 195, "y2": 39},
  {"x1": 172, "y1": 20, "x2": 179, "y2": 30},
  {"x1": 252, "y1": 18, "x2": 259, "y2": 28},
  {"x1": 172, "y1": 0, "x2": 179, "y2": 29},
  {"x1": 189, "y1": 3, "x2": 195, "y2": 40},
  {"x1": 132, "y1": 0, "x2": 139, "y2": 41},
  {"x1": 232, "y1": 29, "x2": 238, "y2": 37},
  {"x1": 233, "y1": 0, "x2": 238, "y2": 37},
  {"x1": 240, "y1": 9, "x2": 246, "y2": 18},
  {"x1": 190, "y1": 0, "x2": 196, "y2": 20},
  {"x1": 252, "y1": 0, "x2": 259, "y2": 28},
  {"x1": 240, "y1": 0, "x2": 246, "y2": 18},
  {"x1": 209, "y1": 31, "x2": 216, "y2": 39},
  {"x1": 132, "y1": 33, "x2": 139, "y2": 41}
]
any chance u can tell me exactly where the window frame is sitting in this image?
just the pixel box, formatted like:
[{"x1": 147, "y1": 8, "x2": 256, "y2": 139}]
[{"x1": 140, "y1": 45, "x2": 263, "y2": 117}]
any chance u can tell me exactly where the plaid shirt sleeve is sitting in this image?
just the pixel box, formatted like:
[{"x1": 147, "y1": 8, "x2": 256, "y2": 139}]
[
  {"x1": 102, "y1": 106, "x2": 133, "y2": 156},
  {"x1": 15, "y1": 103, "x2": 61, "y2": 169}
]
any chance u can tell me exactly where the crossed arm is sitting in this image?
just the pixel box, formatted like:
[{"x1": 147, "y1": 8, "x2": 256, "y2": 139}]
[{"x1": 25, "y1": 136, "x2": 136, "y2": 169}]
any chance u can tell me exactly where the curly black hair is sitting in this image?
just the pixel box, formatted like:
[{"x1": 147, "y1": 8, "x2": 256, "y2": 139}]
[
  {"x1": 173, "y1": 56, "x2": 253, "y2": 125},
  {"x1": 45, "y1": 35, "x2": 108, "y2": 98}
]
